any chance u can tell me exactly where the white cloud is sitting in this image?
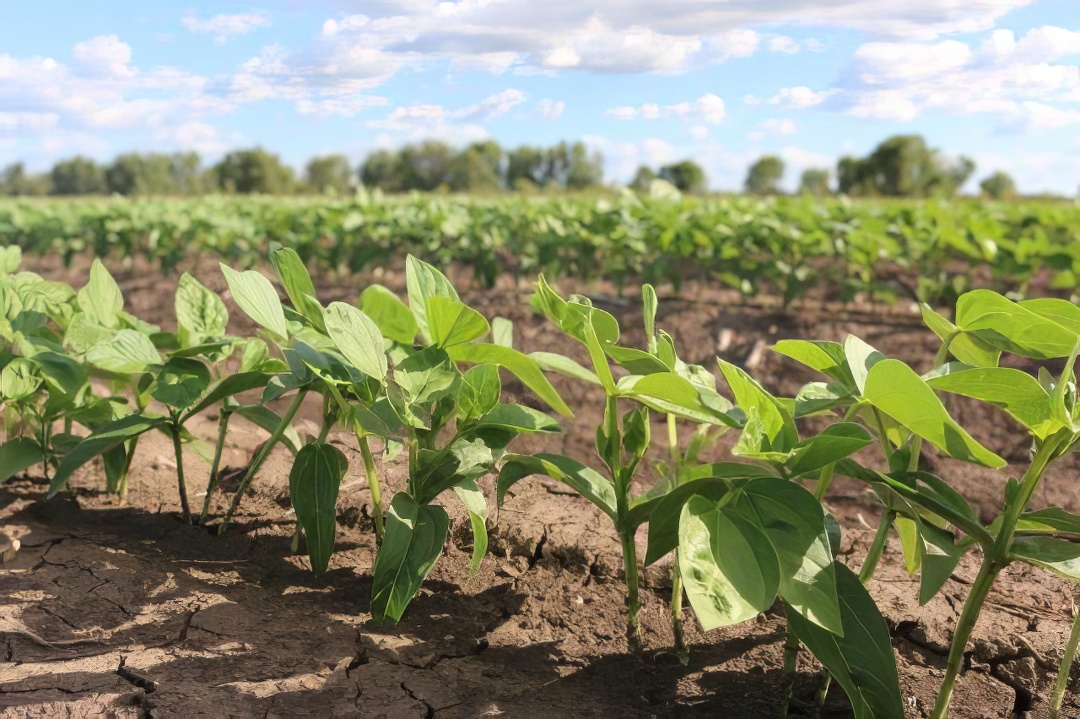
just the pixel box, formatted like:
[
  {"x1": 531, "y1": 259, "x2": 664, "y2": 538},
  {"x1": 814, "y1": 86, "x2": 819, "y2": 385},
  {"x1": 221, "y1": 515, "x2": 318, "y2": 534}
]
[
  {"x1": 689, "y1": 125, "x2": 709, "y2": 140},
  {"x1": 72, "y1": 35, "x2": 134, "y2": 78},
  {"x1": 848, "y1": 90, "x2": 920, "y2": 121},
  {"x1": 536, "y1": 98, "x2": 565, "y2": 119},
  {"x1": 769, "y1": 36, "x2": 800, "y2": 54},
  {"x1": 607, "y1": 94, "x2": 725, "y2": 124},
  {"x1": 0, "y1": 112, "x2": 59, "y2": 132},
  {"x1": 766, "y1": 86, "x2": 837, "y2": 108},
  {"x1": 364, "y1": 89, "x2": 529, "y2": 142},
  {"x1": 182, "y1": 11, "x2": 272, "y2": 45},
  {"x1": 748, "y1": 118, "x2": 797, "y2": 140},
  {"x1": 854, "y1": 40, "x2": 972, "y2": 82}
]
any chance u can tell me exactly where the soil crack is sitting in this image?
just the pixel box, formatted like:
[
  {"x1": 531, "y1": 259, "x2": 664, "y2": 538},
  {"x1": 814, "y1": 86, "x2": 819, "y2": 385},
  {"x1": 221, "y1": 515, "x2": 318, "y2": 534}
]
[{"x1": 400, "y1": 681, "x2": 434, "y2": 718}]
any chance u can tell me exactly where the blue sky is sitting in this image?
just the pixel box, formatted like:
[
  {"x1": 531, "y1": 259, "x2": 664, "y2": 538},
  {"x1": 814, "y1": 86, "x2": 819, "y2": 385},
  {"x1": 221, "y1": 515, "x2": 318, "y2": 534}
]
[{"x1": 2, "y1": 0, "x2": 1080, "y2": 193}]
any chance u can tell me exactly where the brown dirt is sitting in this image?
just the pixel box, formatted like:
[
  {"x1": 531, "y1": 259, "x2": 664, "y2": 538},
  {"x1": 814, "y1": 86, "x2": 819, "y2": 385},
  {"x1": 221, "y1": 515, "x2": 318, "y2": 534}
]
[{"x1": 2, "y1": 257, "x2": 1079, "y2": 718}]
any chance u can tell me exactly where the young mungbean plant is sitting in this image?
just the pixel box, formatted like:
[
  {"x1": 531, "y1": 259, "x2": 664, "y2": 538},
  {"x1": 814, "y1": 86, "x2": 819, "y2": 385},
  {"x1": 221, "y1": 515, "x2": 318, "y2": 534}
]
[{"x1": 499, "y1": 278, "x2": 742, "y2": 652}]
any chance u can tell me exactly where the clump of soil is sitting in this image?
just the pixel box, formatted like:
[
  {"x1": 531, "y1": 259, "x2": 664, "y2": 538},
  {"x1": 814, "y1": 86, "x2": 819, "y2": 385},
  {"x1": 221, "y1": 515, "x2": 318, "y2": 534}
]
[{"x1": 2, "y1": 257, "x2": 1078, "y2": 718}]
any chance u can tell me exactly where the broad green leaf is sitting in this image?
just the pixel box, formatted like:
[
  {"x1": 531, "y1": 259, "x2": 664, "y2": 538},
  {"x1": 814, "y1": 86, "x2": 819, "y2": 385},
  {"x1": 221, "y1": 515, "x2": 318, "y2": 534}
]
[
  {"x1": 360, "y1": 285, "x2": 418, "y2": 345},
  {"x1": 784, "y1": 423, "x2": 873, "y2": 478},
  {"x1": 927, "y1": 367, "x2": 1054, "y2": 438},
  {"x1": 325, "y1": 302, "x2": 387, "y2": 381},
  {"x1": 718, "y1": 359, "x2": 797, "y2": 451},
  {"x1": 86, "y1": 329, "x2": 160, "y2": 374},
  {"x1": 736, "y1": 478, "x2": 842, "y2": 634},
  {"x1": 773, "y1": 339, "x2": 854, "y2": 386},
  {"x1": 289, "y1": 442, "x2": 348, "y2": 575},
  {"x1": 469, "y1": 404, "x2": 561, "y2": 434},
  {"x1": 234, "y1": 405, "x2": 301, "y2": 456},
  {"x1": 618, "y1": 372, "x2": 735, "y2": 426},
  {"x1": 642, "y1": 284, "x2": 658, "y2": 351},
  {"x1": 643, "y1": 477, "x2": 733, "y2": 564},
  {"x1": 1011, "y1": 536, "x2": 1080, "y2": 581},
  {"x1": 370, "y1": 493, "x2": 450, "y2": 624},
  {"x1": 956, "y1": 289, "x2": 1079, "y2": 360},
  {"x1": 785, "y1": 564, "x2": 904, "y2": 719},
  {"x1": 530, "y1": 351, "x2": 600, "y2": 385},
  {"x1": 1, "y1": 358, "x2": 40, "y2": 401},
  {"x1": 48, "y1": 414, "x2": 167, "y2": 496},
  {"x1": 453, "y1": 479, "x2": 488, "y2": 574},
  {"x1": 844, "y1": 335, "x2": 885, "y2": 395},
  {"x1": 395, "y1": 345, "x2": 458, "y2": 405},
  {"x1": 448, "y1": 342, "x2": 571, "y2": 418},
  {"x1": 0, "y1": 246, "x2": 20, "y2": 274},
  {"x1": 181, "y1": 372, "x2": 271, "y2": 421},
  {"x1": 920, "y1": 303, "x2": 1000, "y2": 368},
  {"x1": 864, "y1": 359, "x2": 1004, "y2": 468},
  {"x1": 491, "y1": 317, "x2": 513, "y2": 349},
  {"x1": 1017, "y1": 507, "x2": 1080, "y2": 535},
  {"x1": 605, "y1": 344, "x2": 670, "y2": 375},
  {"x1": 405, "y1": 255, "x2": 459, "y2": 342},
  {"x1": 0, "y1": 437, "x2": 43, "y2": 483},
  {"x1": 175, "y1": 272, "x2": 228, "y2": 347},
  {"x1": 458, "y1": 364, "x2": 501, "y2": 421},
  {"x1": 63, "y1": 313, "x2": 115, "y2": 354},
  {"x1": 679, "y1": 495, "x2": 780, "y2": 630},
  {"x1": 220, "y1": 264, "x2": 287, "y2": 340},
  {"x1": 426, "y1": 296, "x2": 489, "y2": 347},
  {"x1": 152, "y1": 357, "x2": 211, "y2": 410},
  {"x1": 270, "y1": 247, "x2": 325, "y2": 331},
  {"x1": 413, "y1": 438, "x2": 495, "y2": 505},
  {"x1": 77, "y1": 259, "x2": 123, "y2": 329},
  {"x1": 915, "y1": 519, "x2": 967, "y2": 605},
  {"x1": 498, "y1": 453, "x2": 617, "y2": 520}
]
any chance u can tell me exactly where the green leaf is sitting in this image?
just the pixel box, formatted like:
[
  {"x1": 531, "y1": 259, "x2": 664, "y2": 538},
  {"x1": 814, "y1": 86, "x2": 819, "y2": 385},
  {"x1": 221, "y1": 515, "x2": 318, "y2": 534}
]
[
  {"x1": 270, "y1": 247, "x2": 325, "y2": 332},
  {"x1": 735, "y1": 478, "x2": 842, "y2": 635},
  {"x1": 605, "y1": 344, "x2": 670, "y2": 375},
  {"x1": 678, "y1": 495, "x2": 780, "y2": 630},
  {"x1": 618, "y1": 372, "x2": 736, "y2": 426},
  {"x1": 927, "y1": 367, "x2": 1054, "y2": 438},
  {"x1": 406, "y1": 255, "x2": 459, "y2": 342},
  {"x1": 77, "y1": 259, "x2": 123, "y2": 329},
  {"x1": 956, "y1": 289, "x2": 1079, "y2": 360},
  {"x1": 773, "y1": 339, "x2": 855, "y2": 387},
  {"x1": 863, "y1": 359, "x2": 1004, "y2": 468},
  {"x1": 920, "y1": 303, "x2": 1000, "y2": 368},
  {"x1": 0, "y1": 245, "x2": 21, "y2": 274},
  {"x1": 325, "y1": 302, "x2": 387, "y2": 381},
  {"x1": 413, "y1": 438, "x2": 495, "y2": 505},
  {"x1": 529, "y1": 351, "x2": 600, "y2": 385},
  {"x1": 395, "y1": 345, "x2": 458, "y2": 406},
  {"x1": 1, "y1": 358, "x2": 40, "y2": 401},
  {"x1": 289, "y1": 442, "x2": 348, "y2": 575},
  {"x1": 370, "y1": 493, "x2": 450, "y2": 624},
  {"x1": 447, "y1": 342, "x2": 571, "y2": 418},
  {"x1": 643, "y1": 477, "x2": 733, "y2": 564},
  {"x1": 426, "y1": 296, "x2": 490, "y2": 347},
  {"x1": 220, "y1": 264, "x2": 287, "y2": 340},
  {"x1": 0, "y1": 437, "x2": 43, "y2": 483},
  {"x1": 469, "y1": 404, "x2": 562, "y2": 434},
  {"x1": 234, "y1": 405, "x2": 301, "y2": 456},
  {"x1": 718, "y1": 360, "x2": 797, "y2": 451},
  {"x1": 48, "y1": 414, "x2": 167, "y2": 496},
  {"x1": 784, "y1": 423, "x2": 873, "y2": 479},
  {"x1": 844, "y1": 335, "x2": 885, "y2": 395},
  {"x1": 360, "y1": 285, "x2": 418, "y2": 345},
  {"x1": 498, "y1": 453, "x2": 617, "y2": 520},
  {"x1": 1011, "y1": 536, "x2": 1080, "y2": 581},
  {"x1": 86, "y1": 329, "x2": 161, "y2": 374},
  {"x1": 491, "y1": 317, "x2": 513, "y2": 349},
  {"x1": 152, "y1": 357, "x2": 211, "y2": 410},
  {"x1": 914, "y1": 519, "x2": 967, "y2": 605},
  {"x1": 453, "y1": 479, "x2": 488, "y2": 574},
  {"x1": 175, "y1": 272, "x2": 228, "y2": 348},
  {"x1": 458, "y1": 364, "x2": 501, "y2": 421},
  {"x1": 785, "y1": 564, "x2": 904, "y2": 719},
  {"x1": 180, "y1": 372, "x2": 271, "y2": 421}
]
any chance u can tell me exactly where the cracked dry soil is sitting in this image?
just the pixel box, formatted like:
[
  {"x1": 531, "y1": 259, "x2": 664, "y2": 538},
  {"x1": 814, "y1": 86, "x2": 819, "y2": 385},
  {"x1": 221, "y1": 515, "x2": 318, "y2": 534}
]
[{"x1": 3, "y1": 257, "x2": 1080, "y2": 718}]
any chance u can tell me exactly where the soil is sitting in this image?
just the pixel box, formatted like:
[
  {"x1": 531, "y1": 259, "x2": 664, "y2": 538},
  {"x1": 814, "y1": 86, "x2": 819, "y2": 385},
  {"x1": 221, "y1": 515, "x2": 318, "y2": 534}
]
[{"x1": 2, "y1": 255, "x2": 1079, "y2": 718}]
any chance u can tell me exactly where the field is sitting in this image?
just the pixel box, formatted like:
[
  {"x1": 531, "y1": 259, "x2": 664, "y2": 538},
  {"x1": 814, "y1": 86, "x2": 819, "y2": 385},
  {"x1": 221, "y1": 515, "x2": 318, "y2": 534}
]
[{"x1": 3, "y1": 195, "x2": 1080, "y2": 719}]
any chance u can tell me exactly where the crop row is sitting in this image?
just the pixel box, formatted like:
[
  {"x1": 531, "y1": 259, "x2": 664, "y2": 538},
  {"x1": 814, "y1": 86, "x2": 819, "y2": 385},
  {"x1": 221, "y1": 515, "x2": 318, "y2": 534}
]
[
  {"x1": 3, "y1": 192, "x2": 1080, "y2": 306},
  {"x1": 4, "y1": 244, "x2": 1080, "y2": 717}
]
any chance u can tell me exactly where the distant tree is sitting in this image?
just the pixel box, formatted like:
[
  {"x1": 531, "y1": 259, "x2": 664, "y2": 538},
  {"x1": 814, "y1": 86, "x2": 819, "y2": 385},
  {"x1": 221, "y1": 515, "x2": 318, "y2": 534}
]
[
  {"x1": 838, "y1": 136, "x2": 975, "y2": 198},
  {"x1": 170, "y1": 152, "x2": 205, "y2": 195},
  {"x1": 105, "y1": 153, "x2": 180, "y2": 195},
  {"x1": 449, "y1": 141, "x2": 503, "y2": 192},
  {"x1": 798, "y1": 168, "x2": 831, "y2": 196},
  {"x1": 397, "y1": 141, "x2": 454, "y2": 191},
  {"x1": 562, "y1": 142, "x2": 604, "y2": 189},
  {"x1": 360, "y1": 149, "x2": 406, "y2": 192},
  {"x1": 305, "y1": 154, "x2": 353, "y2": 194},
  {"x1": 50, "y1": 156, "x2": 107, "y2": 195},
  {"x1": 506, "y1": 146, "x2": 547, "y2": 188},
  {"x1": 1, "y1": 163, "x2": 50, "y2": 196},
  {"x1": 744, "y1": 155, "x2": 785, "y2": 195},
  {"x1": 836, "y1": 156, "x2": 875, "y2": 196},
  {"x1": 629, "y1": 166, "x2": 656, "y2": 192},
  {"x1": 658, "y1": 160, "x2": 707, "y2": 194},
  {"x1": 980, "y1": 171, "x2": 1017, "y2": 199},
  {"x1": 211, "y1": 148, "x2": 295, "y2": 194}
]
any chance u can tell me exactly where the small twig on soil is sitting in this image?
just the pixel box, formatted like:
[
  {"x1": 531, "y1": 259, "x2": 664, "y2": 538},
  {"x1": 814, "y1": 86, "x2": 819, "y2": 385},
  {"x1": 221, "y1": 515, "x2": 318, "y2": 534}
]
[
  {"x1": 0, "y1": 628, "x2": 112, "y2": 650},
  {"x1": 116, "y1": 655, "x2": 157, "y2": 693}
]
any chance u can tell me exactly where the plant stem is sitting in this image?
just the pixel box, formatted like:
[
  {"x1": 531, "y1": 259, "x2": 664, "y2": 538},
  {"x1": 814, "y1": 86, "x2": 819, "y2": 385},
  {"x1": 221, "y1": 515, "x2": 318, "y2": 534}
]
[
  {"x1": 930, "y1": 434, "x2": 1064, "y2": 719},
  {"x1": 219, "y1": 388, "x2": 308, "y2": 535},
  {"x1": 117, "y1": 434, "x2": 141, "y2": 503},
  {"x1": 859, "y1": 508, "x2": 894, "y2": 584},
  {"x1": 782, "y1": 626, "x2": 801, "y2": 715},
  {"x1": 201, "y1": 409, "x2": 232, "y2": 525},
  {"x1": 358, "y1": 435, "x2": 384, "y2": 545},
  {"x1": 1051, "y1": 601, "x2": 1080, "y2": 716},
  {"x1": 607, "y1": 394, "x2": 642, "y2": 654},
  {"x1": 169, "y1": 424, "x2": 192, "y2": 525},
  {"x1": 666, "y1": 413, "x2": 689, "y2": 664}
]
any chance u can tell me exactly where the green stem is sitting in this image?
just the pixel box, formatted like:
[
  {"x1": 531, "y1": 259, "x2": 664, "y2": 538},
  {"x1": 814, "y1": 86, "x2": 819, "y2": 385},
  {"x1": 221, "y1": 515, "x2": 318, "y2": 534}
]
[
  {"x1": 607, "y1": 394, "x2": 641, "y2": 654},
  {"x1": 170, "y1": 424, "x2": 192, "y2": 525},
  {"x1": 201, "y1": 409, "x2": 232, "y2": 524},
  {"x1": 1051, "y1": 602, "x2": 1080, "y2": 716},
  {"x1": 219, "y1": 388, "x2": 309, "y2": 535},
  {"x1": 782, "y1": 627, "x2": 801, "y2": 715},
  {"x1": 859, "y1": 509, "x2": 894, "y2": 584},
  {"x1": 666, "y1": 413, "x2": 688, "y2": 664},
  {"x1": 117, "y1": 434, "x2": 141, "y2": 503},
  {"x1": 358, "y1": 435, "x2": 384, "y2": 545},
  {"x1": 930, "y1": 434, "x2": 1064, "y2": 719}
]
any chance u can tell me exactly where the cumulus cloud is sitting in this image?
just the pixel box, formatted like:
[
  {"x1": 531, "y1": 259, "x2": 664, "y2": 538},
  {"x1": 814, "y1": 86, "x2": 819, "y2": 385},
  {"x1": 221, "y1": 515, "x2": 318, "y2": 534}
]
[
  {"x1": 536, "y1": 98, "x2": 565, "y2": 119},
  {"x1": 748, "y1": 118, "x2": 797, "y2": 140},
  {"x1": 769, "y1": 36, "x2": 800, "y2": 54},
  {"x1": 181, "y1": 10, "x2": 272, "y2": 44},
  {"x1": 607, "y1": 94, "x2": 726, "y2": 124},
  {"x1": 364, "y1": 89, "x2": 530, "y2": 141}
]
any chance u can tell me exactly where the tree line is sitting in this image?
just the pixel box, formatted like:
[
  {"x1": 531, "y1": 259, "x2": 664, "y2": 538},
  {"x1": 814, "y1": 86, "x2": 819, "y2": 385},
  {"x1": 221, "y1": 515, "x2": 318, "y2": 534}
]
[{"x1": 0, "y1": 134, "x2": 1022, "y2": 199}]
